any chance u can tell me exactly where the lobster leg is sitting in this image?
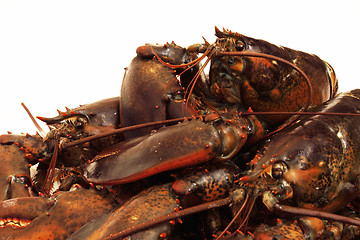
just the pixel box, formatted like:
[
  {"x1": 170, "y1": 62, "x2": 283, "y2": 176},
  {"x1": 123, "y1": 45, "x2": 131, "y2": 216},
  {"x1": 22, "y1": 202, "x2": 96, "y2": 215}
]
[{"x1": 82, "y1": 115, "x2": 253, "y2": 185}]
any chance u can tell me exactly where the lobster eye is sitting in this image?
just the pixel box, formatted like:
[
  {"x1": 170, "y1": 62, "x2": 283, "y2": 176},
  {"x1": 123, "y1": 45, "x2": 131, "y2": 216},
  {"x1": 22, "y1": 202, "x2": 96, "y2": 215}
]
[
  {"x1": 235, "y1": 40, "x2": 245, "y2": 51},
  {"x1": 74, "y1": 116, "x2": 88, "y2": 129},
  {"x1": 13, "y1": 175, "x2": 32, "y2": 187},
  {"x1": 271, "y1": 161, "x2": 287, "y2": 179}
]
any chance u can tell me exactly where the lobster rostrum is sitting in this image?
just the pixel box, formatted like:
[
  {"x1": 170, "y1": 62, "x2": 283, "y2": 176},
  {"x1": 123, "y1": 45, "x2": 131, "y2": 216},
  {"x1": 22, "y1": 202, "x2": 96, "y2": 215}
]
[{"x1": 81, "y1": 26, "x2": 338, "y2": 186}]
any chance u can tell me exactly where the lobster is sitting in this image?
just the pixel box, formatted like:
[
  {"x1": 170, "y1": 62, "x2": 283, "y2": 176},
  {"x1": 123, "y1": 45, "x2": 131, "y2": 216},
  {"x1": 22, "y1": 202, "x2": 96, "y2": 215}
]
[
  {"x1": 100, "y1": 90, "x2": 360, "y2": 240},
  {"x1": 0, "y1": 96, "x2": 121, "y2": 196},
  {"x1": 81, "y1": 26, "x2": 338, "y2": 186},
  {"x1": 67, "y1": 161, "x2": 239, "y2": 240},
  {"x1": 233, "y1": 89, "x2": 360, "y2": 239},
  {"x1": 6, "y1": 27, "x2": 333, "y2": 190},
  {"x1": 0, "y1": 27, "x2": 347, "y2": 239}
]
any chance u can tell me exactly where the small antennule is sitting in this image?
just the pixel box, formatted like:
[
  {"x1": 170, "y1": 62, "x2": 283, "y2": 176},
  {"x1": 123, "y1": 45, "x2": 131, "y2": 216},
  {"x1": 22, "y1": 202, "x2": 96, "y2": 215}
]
[{"x1": 21, "y1": 102, "x2": 46, "y2": 138}]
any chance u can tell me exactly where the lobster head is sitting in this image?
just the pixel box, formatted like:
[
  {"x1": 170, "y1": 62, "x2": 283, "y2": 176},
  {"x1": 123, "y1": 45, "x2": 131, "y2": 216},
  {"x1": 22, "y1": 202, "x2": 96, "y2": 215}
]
[
  {"x1": 38, "y1": 97, "x2": 120, "y2": 136},
  {"x1": 37, "y1": 97, "x2": 122, "y2": 166},
  {"x1": 210, "y1": 27, "x2": 337, "y2": 124},
  {"x1": 240, "y1": 98, "x2": 359, "y2": 213}
]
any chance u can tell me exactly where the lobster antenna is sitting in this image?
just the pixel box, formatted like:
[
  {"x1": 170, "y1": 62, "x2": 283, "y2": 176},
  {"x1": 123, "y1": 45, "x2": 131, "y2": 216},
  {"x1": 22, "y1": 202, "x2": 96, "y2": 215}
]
[
  {"x1": 21, "y1": 102, "x2": 46, "y2": 138},
  {"x1": 105, "y1": 197, "x2": 360, "y2": 240},
  {"x1": 239, "y1": 111, "x2": 360, "y2": 117},
  {"x1": 273, "y1": 203, "x2": 360, "y2": 227},
  {"x1": 61, "y1": 109, "x2": 360, "y2": 150},
  {"x1": 215, "y1": 188, "x2": 260, "y2": 240},
  {"x1": 104, "y1": 196, "x2": 232, "y2": 240},
  {"x1": 41, "y1": 139, "x2": 59, "y2": 196},
  {"x1": 184, "y1": 51, "x2": 214, "y2": 114},
  {"x1": 60, "y1": 116, "x2": 207, "y2": 149},
  {"x1": 214, "y1": 193, "x2": 251, "y2": 240}
]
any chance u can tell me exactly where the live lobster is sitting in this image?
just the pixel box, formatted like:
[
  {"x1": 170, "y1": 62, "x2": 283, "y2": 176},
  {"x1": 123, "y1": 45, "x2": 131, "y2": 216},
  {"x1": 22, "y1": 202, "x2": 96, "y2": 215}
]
[
  {"x1": 228, "y1": 89, "x2": 360, "y2": 239},
  {"x1": 0, "y1": 27, "x2": 356, "y2": 239},
  {"x1": 94, "y1": 91, "x2": 360, "y2": 240},
  {"x1": 80, "y1": 26, "x2": 337, "y2": 185}
]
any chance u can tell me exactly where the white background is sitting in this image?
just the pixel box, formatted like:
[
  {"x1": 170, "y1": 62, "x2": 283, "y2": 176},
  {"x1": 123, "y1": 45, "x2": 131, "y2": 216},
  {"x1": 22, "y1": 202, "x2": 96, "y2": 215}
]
[{"x1": 0, "y1": 0, "x2": 359, "y2": 134}]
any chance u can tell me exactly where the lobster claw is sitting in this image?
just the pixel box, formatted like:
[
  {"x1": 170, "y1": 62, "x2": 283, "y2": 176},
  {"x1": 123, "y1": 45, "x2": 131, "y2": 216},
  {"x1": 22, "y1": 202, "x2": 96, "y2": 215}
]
[
  {"x1": 120, "y1": 54, "x2": 199, "y2": 139},
  {"x1": 83, "y1": 120, "x2": 221, "y2": 185},
  {"x1": 68, "y1": 183, "x2": 179, "y2": 239},
  {"x1": 83, "y1": 115, "x2": 251, "y2": 185},
  {"x1": 0, "y1": 188, "x2": 116, "y2": 239}
]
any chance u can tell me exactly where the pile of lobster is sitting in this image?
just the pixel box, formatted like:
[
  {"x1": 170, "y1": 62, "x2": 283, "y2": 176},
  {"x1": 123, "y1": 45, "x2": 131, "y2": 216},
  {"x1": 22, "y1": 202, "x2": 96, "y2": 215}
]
[{"x1": 1, "y1": 26, "x2": 360, "y2": 239}]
